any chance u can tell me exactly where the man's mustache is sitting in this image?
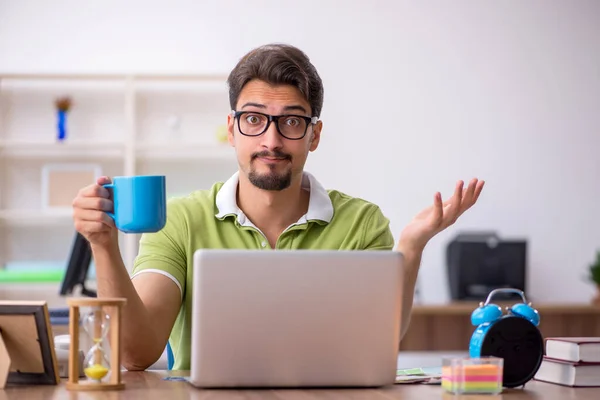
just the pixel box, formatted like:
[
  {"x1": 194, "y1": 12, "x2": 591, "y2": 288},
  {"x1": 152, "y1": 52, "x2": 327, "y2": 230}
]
[{"x1": 251, "y1": 150, "x2": 292, "y2": 161}]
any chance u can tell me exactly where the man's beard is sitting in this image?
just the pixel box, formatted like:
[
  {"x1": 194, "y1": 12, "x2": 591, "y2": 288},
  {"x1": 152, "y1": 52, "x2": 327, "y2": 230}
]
[{"x1": 248, "y1": 150, "x2": 292, "y2": 191}]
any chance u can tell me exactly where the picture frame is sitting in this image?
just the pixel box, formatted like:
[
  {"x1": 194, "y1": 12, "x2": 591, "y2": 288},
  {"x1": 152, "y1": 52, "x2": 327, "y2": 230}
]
[
  {"x1": 0, "y1": 301, "x2": 60, "y2": 388},
  {"x1": 41, "y1": 163, "x2": 102, "y2": 210}
]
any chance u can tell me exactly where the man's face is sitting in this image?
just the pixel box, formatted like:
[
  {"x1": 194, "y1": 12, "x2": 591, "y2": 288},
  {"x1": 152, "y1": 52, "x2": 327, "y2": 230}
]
[{"x1": 227, "y1": 79, "x2": 322, "y2": 191}]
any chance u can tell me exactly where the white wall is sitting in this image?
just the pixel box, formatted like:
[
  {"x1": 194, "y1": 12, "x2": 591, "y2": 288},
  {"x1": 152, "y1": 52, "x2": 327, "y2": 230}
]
[{"x1": 1, "y1": 0, "x2": 599, "y2": 304}]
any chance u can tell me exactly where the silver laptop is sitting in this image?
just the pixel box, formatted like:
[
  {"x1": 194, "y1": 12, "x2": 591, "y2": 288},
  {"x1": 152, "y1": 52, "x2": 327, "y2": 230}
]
[{"x1": 188, "y1": 249, "x2": 404, "y2": 388}]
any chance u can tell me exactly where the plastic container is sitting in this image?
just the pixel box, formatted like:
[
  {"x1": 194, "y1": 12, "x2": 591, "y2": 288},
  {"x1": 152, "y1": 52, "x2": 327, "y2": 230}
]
[{"x1": 442, "y1": 356, "x2": 503, "y2": 395}]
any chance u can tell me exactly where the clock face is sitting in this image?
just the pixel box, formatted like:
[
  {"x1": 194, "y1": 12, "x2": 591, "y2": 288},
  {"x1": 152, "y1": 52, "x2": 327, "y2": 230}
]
[{"x1": 480, "y1": 317, "x2": 544, "y2": 388}]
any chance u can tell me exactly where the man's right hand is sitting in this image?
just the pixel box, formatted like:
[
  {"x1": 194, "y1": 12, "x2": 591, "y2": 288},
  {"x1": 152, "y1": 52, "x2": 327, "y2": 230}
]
[{"x1": 72, "y1": 176, "x2": 118, "y2": 249}]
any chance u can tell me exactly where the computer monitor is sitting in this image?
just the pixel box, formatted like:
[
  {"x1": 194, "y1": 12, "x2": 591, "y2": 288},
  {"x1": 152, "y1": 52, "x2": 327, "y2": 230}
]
[{"x1": 59, "y1": 232, "x2": 96, "y2": 297}]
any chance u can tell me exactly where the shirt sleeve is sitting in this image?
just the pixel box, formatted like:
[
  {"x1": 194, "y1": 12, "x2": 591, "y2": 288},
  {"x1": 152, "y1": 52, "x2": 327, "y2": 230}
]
[
  {"x1": 130, "y1": 198, "x2": 188, "y2": 299},
  {"x1": 361, "y1": 205, "x2": 396, "y2": 250}
]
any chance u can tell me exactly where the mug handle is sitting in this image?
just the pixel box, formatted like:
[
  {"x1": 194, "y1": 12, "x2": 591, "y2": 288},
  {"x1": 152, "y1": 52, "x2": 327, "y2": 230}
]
[{"x1": 102, "y1": 183, "x2": 116, "y2": 220}]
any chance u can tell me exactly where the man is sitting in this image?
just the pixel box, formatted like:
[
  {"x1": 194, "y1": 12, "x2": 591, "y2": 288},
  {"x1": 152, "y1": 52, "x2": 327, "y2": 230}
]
[{"x1": 72, "y1": 43, "x2": 484, "y2": 371}]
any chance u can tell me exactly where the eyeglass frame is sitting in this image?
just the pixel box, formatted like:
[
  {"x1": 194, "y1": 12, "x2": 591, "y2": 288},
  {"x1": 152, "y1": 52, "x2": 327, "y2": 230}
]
[{"x1": 231, "y1": 110, "x2": 319, "y2": 140}]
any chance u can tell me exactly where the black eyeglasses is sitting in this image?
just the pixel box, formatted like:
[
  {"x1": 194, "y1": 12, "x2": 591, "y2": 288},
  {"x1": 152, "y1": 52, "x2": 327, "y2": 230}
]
[{"x1": 232, "y1": 110, "x2": 318, "y2": 140}]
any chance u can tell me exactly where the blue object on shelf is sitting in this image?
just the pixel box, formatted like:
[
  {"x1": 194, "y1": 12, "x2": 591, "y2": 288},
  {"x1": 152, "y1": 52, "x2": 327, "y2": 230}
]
[{"x1": 57, "y1": 109, "x2": 67, "y2": 141}]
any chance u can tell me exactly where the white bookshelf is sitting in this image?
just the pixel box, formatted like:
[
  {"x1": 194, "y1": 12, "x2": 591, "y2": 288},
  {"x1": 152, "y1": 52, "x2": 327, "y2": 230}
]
[
  {"x1": 0, "y1": 73, "x2": 237, "y2": 273},
  {"x1": 135, "y1": 142, "x2": 235, "y2": 161},
  {"x1": 0, "y1": 140, "x2": 126, "y2": 159},
  {"x1": 0, "y1": 208, "x2": 73, "y2": 227}
]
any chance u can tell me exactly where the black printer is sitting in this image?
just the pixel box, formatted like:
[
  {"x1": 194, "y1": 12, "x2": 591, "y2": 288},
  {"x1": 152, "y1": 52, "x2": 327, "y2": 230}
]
[{"x1": 446, "y1": 231, "x2": 527, "y2": 301}]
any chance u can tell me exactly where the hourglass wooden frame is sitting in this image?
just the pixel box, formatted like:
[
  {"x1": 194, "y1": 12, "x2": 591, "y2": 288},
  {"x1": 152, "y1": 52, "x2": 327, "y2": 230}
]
[{"x1": 66, "y1": 298, "x2": 126, "y2": 391}]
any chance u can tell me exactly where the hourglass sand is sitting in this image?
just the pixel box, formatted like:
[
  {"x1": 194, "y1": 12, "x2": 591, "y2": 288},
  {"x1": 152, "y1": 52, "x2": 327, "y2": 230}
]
[{"x1": 66, "y1": 298, "x2": 126, "y2": 391}]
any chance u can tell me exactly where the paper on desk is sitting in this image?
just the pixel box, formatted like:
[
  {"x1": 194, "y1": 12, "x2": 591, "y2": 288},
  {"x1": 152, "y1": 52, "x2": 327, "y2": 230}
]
[{"x1": 395, "y1": 367, "x2": 442, "y2": 384}]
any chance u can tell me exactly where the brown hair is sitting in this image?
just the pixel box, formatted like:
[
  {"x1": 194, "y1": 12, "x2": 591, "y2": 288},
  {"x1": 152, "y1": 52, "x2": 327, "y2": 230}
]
[{"x1": 227, "y1": 43, "x2": 324, "y2": 118}]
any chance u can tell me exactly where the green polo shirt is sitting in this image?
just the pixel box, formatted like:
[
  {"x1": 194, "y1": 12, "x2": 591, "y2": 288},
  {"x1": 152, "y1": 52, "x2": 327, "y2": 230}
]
[{"x1": 130, "y1": 171, "x2": 395, "y2": 370}]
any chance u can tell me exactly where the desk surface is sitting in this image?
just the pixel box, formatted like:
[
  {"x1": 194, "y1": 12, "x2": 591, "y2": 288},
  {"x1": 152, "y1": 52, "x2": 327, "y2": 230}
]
[{"x1": 2, "y1": 370, "x2": 599, "y2": 399}]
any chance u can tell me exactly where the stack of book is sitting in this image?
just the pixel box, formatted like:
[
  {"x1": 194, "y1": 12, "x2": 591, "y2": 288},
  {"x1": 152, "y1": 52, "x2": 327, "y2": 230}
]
[{"x1": 534, "y1": 337, "x2": 600, "y2": 387}]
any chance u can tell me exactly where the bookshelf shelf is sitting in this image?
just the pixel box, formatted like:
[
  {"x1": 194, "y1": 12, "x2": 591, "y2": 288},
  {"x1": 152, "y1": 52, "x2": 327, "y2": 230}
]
[
  {"x1": 0, "y1": 209, "x2": 73, "y2": 227},
  {"x1": 134, "y1": 142, "x2": 234, "y2": 161},
  {"x1": 0, "y1": 140, "x2": 125, "y2": 159}
]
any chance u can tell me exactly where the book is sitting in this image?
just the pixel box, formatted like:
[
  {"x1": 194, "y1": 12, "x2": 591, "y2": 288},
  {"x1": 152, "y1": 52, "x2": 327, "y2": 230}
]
[
  {"x1": 545, "y1": 337, "x2": 600, "y2": 363},
  {"x1": 534, "y1": 357, "x2": 600, "y2": 387}
]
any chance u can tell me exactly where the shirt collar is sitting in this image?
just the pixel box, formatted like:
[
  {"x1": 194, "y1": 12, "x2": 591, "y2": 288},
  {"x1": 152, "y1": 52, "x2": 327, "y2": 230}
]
[{"x1": 215, "y1": 171, "x2": 334, "y2": 224}]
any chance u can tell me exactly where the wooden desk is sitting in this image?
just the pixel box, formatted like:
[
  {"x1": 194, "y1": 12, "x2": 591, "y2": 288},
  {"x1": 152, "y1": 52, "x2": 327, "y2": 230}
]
[
  {"x1": 401, "y1": 302, "x2": 600, "y2": 351},
  {"x1": 1, "y1": 370, "x2": 598, "y2": 399}
]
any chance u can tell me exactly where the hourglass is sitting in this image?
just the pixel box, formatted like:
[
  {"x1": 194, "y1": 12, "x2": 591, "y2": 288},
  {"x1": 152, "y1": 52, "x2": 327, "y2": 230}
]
[
  {"x1": 82, "y1": 306, "x2": 111, "y2": 382},
  {"x1": 66, "y1": 298, "x2": 126, "y2": 391}
]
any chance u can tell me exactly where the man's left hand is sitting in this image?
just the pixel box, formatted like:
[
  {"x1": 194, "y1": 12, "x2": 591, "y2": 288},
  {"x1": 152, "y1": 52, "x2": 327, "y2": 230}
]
[{"x1": 398, "y1": 178, "x2": 485, "y2": 254}]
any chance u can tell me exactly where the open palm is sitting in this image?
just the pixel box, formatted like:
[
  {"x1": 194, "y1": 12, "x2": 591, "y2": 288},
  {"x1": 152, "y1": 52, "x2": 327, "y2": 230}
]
[{"x1": 400, "y1": 178, "x2": 485, "y2": 251}]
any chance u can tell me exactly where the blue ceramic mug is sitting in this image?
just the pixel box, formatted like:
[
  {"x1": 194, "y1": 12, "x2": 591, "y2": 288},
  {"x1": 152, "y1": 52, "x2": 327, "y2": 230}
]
[{"x1": 103, "y1": 175, "x2": 166, "y2": 233}]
